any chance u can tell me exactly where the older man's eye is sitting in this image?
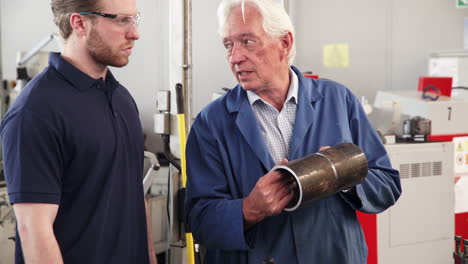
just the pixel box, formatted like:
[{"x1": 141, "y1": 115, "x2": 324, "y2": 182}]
[
  {"x1": 242, "y1": 39, "x2": 254, "y2": 45},
  {"x1": 224, "y1": 43, "x2": 233, "y2": 51}
]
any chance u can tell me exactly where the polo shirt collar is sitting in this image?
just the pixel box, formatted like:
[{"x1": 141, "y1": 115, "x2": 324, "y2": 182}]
[{"x1": 48, "y1": 52, "x2": 119, "y2": 91}]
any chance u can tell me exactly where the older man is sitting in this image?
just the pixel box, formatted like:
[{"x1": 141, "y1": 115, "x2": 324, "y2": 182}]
[
  {"x1": 185, "y1": 0, "x2": 401, "y2": 263},
  {"x1": 1, "y1": 0, "x2": 157, "y2": 263}
]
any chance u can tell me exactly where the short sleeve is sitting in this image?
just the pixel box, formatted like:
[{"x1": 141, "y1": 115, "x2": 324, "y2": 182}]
[{"x1": 1, "y1": 108, "x2": 63, "y2": 204}]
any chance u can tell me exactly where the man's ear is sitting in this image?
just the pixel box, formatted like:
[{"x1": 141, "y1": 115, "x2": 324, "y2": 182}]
[
  {"x1": 280, "y1": 31, "x2": 293, "y2": 60},
  {"x1": 69, "y1": 13, "x2": 89, "y2": 37}
]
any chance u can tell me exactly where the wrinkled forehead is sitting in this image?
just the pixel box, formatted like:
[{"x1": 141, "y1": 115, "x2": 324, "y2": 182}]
[
  {"x1": 223, "y1": 4, "x2": 265, "y2": 37},
  {"x1": 99, "y1": 0, "x2": 138, "y2": 15},
  {"x1": 228, "y1": 3, "x2": 263, "y2": 24}
]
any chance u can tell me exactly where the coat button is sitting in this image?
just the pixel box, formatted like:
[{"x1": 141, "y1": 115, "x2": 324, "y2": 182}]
[{"x1": 114, "y1": 111, "x2": 118, "y2": 117}]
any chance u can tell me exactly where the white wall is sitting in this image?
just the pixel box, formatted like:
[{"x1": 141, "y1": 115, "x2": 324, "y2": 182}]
[
  {"x1": 291, "y1": 0, "x2": 468, "y2": 101},
  {"x1": 0, "y1": 0, "x2": 167, "y2": 153},
  {"x1": 192, "y1": 0, "x2": 236, "y2": 116}
]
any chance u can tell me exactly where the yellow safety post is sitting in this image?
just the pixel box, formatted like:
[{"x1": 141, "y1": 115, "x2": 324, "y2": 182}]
[{"x1": 176, "y1": 83, "x2": 195, "y2": 264}]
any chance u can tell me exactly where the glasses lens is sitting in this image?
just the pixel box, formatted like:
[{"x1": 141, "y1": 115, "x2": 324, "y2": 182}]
[
  {"x1": 116, "y1": 16, "x2": 132, "y2": 25},
  {"x1": 134, "y1": 12, "x2": 141, "y2": 26},
  {"x1": 120, "y1": 13, "x2": 140, "y2": 28}
]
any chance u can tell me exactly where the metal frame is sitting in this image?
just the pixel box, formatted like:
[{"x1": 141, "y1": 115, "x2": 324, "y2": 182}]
[
  {"x1": 182, "y1": 0, "x2": 193, "y2": 132},
  {"x1": 16, "y1": 34, "x2": 60, "y2": 67}
]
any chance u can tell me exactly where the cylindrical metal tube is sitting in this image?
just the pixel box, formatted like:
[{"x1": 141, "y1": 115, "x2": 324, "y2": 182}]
[
  {"x1": 464, "y1": 239, "x2": 468, "y2": 259},
  {"x1": 456, "y1": 236, "x2": 463, "y2": 253},
  {"x1": 272, "y1": 143, "x2": 368, "y2": 211}
]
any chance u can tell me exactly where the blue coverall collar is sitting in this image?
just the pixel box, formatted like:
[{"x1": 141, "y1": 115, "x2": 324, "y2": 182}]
[{"x1": 226, "y1": 65, "x2": 323, "y2": 113}]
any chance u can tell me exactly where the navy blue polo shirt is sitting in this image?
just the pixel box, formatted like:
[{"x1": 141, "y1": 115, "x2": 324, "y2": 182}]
[{"x1": 1, "y1": 52, "x2": 149, "y2": 264}]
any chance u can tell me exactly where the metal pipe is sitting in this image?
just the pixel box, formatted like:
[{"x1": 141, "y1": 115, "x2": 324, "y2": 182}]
[
  {"x1": 182, "y1": 0, "x2": 193, "y2": 133},
  {"x1": 273, "y1": 143, "x2": 368, "y2": 211},
  {"x1": 456, "y1": 236, "x2": 463, "y2": 254},
  {"x1": 464, "y1": 239, "x2": 468, "y2": 259},
  {"x1": 16, "y1": 34, "x2": 60, "y2": 67}
]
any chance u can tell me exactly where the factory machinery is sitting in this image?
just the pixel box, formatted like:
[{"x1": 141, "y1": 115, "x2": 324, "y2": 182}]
[
  {"x1": 453, "y1": 236, "x2": 468, "y2": 264},
  {"x1": 358, "y1": 142, "x2": 454, "y2": 264},
  {"x1": 362, "y1": 51, "x2": 468, "y2": 263},
  {"x1": 0, "y1": 186, "x2": 15, "y2": 264}
]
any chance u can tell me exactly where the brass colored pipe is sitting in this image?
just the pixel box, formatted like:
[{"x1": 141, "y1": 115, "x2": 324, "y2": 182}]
[{"x1": 273, "y1": 143, "x2": 368, "y2": 211}]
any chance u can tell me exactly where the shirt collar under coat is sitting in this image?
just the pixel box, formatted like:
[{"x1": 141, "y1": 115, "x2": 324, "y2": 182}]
[
  {"x1": 48, "y1": 52, "x2": 119, "y2": 92},
  {"x1": 225, "y1": 65, "x2": 324, "y2": 171},
  {"x1": 226, "y1": 65, "x2": 324, "y2": 113},
  {"x1": 246, "y1": 67, "x2": 299, "y2": 107}
]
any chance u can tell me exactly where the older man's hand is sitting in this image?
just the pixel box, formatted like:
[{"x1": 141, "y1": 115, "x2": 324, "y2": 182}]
[{"x1": 242, "y1": 159, "x2": 294, "y2": 230}]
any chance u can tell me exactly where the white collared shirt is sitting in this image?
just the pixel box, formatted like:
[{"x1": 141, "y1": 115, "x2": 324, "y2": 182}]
[{"x1": 247, "y1": 68, "x2": 298, "y2": 164}]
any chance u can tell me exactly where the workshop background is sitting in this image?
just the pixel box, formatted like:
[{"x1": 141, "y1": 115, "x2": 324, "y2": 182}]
[{"x1": 0, "y1": 0, "x2": 467, "y2": 263}]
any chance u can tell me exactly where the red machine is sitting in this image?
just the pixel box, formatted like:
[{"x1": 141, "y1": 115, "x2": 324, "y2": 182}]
[{"x1": 418, "y1": 76, "x2": 453, "y2": 97}]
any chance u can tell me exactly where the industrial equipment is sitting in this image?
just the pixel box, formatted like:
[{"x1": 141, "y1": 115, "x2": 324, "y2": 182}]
[
  {"x1": 452, "y1": 236, "x2": 468, "y2": 264},
  {"x1": 452, "y1": 137, "x2": 468, "y2": 250},
  {"x1": 11, "y1": 34, "x2": 61, "y2": 105},
  {"x1": 0, "y1": 187, "x2": 15, "y2": 264},
  {"x1": 373, "y1": 90, "x2": 468, "y2": 141},
  {"x1": 429, "y1": 51, "x2": 468, "y2": 91},
  {"x1": 143, "y1": 151, "x2": 161, "y2": 194},
  {"x1": 358, "y1": 142, "x2": 454, "y2": 264},
  {"x1": 153, "y1": 85, "x2": 197, "y2": 263},
  {"x1": 418, "y1": 76, "x2": 453, "y2": 97}
]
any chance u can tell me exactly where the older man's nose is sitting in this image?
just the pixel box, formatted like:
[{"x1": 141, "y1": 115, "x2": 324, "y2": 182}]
[{"x1": 229, "y1": 44, "x2": 247, "y2": 65}]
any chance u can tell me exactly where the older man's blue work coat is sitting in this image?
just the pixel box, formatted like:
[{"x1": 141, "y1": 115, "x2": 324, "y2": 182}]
[{"x1": 185, "y1": 66, "x2": 401, "y2": 264}]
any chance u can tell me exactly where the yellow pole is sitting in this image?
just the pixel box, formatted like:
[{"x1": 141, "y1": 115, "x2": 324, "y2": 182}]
[
  {"x1": 176, "y1": 83, "x2": 195, "y2": 264},
  {"x1": 178, "y1": 114, "x2": 187, "y2": 187}
]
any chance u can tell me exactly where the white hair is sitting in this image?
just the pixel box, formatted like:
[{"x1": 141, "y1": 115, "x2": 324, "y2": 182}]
[{"x1": 217, "y1": 0, "x2": 296, "y2": 65}]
